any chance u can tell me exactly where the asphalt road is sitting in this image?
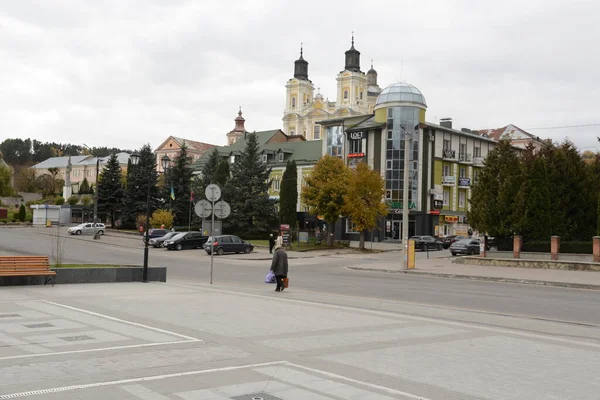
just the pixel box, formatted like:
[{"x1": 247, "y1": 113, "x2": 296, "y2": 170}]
[{"x1": 3, "y1": 226, "x2": 600, "y2": 331}]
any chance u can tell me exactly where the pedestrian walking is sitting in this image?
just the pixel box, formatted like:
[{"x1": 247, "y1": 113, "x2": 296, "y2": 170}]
[
  {"x1": 270, "y1": 240, "x2": 288, "y2": 292},
  {"x1": 268, "y1": 233, "x2": 275, "y2": 254}
]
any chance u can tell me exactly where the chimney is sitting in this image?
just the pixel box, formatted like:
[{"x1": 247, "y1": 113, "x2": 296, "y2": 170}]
[{"x1": 440, "y1": 118, "x2": 452, "y2": 129}]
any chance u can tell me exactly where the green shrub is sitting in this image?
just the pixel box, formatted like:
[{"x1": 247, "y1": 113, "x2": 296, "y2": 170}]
[
  {"x1": 55, "y1": 196, "x2": 66, "y2": 205},
  {"x1": 81, "y1": 196, "x2": 92, "y2": 206},
  {"x1": 18, "y1": 204, "x2": 26, "y2": 222},
  {"x1": 67, "y1": 196, "x2": 78, "y2": 205},
  {"x1": 12, "y1": 211, "x2": 18, "y2": 220}
]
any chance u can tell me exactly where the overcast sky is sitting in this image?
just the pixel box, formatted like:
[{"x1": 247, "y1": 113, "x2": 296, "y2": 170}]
[{"x1": 1, "y1": 0, "x2": 599, "y2": 152}]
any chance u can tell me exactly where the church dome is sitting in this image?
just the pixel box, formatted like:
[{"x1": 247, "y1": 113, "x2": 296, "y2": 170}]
[{"x1": 375, "y1": 82, "x2": 427, "y2": 107}]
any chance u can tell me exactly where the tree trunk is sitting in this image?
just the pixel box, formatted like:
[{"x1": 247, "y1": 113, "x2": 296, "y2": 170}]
[
  {"x1": 327, "y1": 222, "x2": 334, "y2": 246},
  {"x1": 359, "y1": 230, "x2": 365, "y2": 250}
]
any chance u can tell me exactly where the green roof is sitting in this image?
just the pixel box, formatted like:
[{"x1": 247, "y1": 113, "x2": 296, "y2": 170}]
[{"x1": 262, "y1": 140, "x2": 323, "y2": 166}]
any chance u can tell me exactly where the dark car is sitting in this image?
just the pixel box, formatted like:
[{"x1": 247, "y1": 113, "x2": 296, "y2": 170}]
[
  {"x1": 450, "y1": 238, "x2": 481, "y2": 256},
  {"x1": 164, "y1": 232, "x2": 208, "y2": 251},
  {"x1": 442, "y1": 235, "x2": 465, "y2": 249},
  {"x1": 143, "y1": 229, "x2": 169, "y2": 243},
  {"x1": 203, "y1": 235, "x2": 254, "y2": 255},
  {"x1": 148, "y1": 231, "x2": 179, "y2": 248},
  {"x1": 410, "y1": 235, "x2": 443, "y2": 251}
]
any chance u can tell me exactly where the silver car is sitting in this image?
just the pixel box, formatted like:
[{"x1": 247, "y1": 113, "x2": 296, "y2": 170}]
[{"x1": 67, "y1": 223, "x2": 105, "y2": 236}]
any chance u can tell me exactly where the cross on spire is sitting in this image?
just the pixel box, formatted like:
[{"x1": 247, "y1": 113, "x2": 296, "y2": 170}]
[
  {"x1": 300, "y1": 42, "x2": 303, "y2": 56},
  {"x1": 351, "y1": 31, "x2": 354, "y2": 46}
]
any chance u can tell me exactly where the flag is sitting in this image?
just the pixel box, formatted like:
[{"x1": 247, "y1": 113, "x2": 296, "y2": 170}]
[
  {"x1": 170, "y1": 186, "x2": 175, "y2": 200},
  {"x1": 190, "y1": 190, "x2": 195, "y2": 202}
]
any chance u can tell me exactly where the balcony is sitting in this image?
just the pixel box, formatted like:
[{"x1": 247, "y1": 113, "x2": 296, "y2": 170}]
[
  {"x1": 458, "y1": 153, "x2": 472, "y2": 163},
  {"x1": 442, "y1": 175, "x2": 456, "y2": 185},
  {"x1": 458, "y1": 178, "x2": 471, "y2": 187},
  {"x1": 473, "y1": 156, "x2": 484, "y2": 166},
  {"x1": 442, "y1": 149, "x2": 456, "y2": 160}
]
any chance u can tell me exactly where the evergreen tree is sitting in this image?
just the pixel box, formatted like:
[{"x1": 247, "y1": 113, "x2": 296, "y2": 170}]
[
  {"x1": 213, "y1": 159, "x2": 230, "y2": 186},
  {"x1": 302, "y1": 155, "x2": 351, "y2": 246},
  {"x1": 202, "y1": 148, "x2": 221, "y2": 186},
  {"x1": 97, "y1": 153, "x2": 124, "y2": 228},
  {"x1": 223, "y1": 133, "x2": 277, "y2": 235},
  {"x1": 79, "y1": 177, "x2": 90, "y2": 194},
  {"x1": 121, "y1": 145, "x2": 159, "y2": 229},
  {"x1": 18, "y1": 203, "x2": 26, "y2": 222},
  {"x1": 279, "y1": 160, "x2": 298, "y2": 227},
  {"x1": 469, "y1": 139, "x2": 521, "y2": 239},
  {"x1": 164, "y1": 145, "x2": 193, "y2": 227}
]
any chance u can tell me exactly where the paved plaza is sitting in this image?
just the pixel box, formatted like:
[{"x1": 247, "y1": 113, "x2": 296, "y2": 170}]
[{"x1": 0, "y1": 281, "x2": 599, "y2": 399}]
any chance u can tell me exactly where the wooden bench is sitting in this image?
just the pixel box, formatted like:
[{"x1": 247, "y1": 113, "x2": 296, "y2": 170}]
[{"x1": 0, "y1": 256, "x2": 56, "y2": 286}]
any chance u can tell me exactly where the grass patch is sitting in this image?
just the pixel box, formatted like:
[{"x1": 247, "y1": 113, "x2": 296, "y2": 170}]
[{"x1": 52, "y1": 264, "x2": 128, "y2": 269}]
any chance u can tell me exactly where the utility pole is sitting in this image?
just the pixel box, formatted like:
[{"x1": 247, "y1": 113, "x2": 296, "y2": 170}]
[
  {"x1": 401, "y1": 127, "x2": 412, "y2": 270},
  {"x1": 83, "y1": 143, "x2": 101, "y2": 240}
]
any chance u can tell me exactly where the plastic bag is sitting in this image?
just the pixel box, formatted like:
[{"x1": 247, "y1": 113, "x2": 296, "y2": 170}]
[{"x1": 265, "y1": 270, "x2": 276, "y2": 284}]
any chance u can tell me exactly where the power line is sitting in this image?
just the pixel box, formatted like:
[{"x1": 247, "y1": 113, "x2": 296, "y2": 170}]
[{"x1": 526, "y1": 123, "x2": 600, "y2": 130}]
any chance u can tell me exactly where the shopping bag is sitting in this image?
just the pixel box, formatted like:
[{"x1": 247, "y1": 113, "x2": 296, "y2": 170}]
[
  {"x1": 265, "y1": 270, "x2": 276, "y2": 284},
  {"x1": 282, "y1": 277, "x2": 289, "y2": 288}
]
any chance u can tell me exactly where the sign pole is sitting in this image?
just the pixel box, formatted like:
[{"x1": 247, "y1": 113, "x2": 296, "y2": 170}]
[{"x1": 210, "y1": 189, "x2": 215, "y2": 285}]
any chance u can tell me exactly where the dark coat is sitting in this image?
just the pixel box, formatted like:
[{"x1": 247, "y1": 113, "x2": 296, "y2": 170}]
[
  {"x1": 270, "y1": 248, "x2": 288, "y2": 276},
  {"x1": 269, "y1": 236, "x2": 276, "y2": 248}
]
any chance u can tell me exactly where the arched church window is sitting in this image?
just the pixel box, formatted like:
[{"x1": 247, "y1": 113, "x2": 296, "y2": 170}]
[
  {"x1": 292, "y1": 97, "x2": 296, "y2": 108},
  {"x1": 344, "y1": 90, "x2": 348, "y2": 99},
  {"x1": 360, "y1": 91, "x2": 363, "y2": 100}
]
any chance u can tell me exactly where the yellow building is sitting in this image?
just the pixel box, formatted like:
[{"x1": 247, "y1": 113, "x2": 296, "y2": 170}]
[{"x1": 154, "y1": 136, "x2": 216, "y2": 173}]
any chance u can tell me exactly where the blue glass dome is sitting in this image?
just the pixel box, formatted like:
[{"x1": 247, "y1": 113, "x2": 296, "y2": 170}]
[{"x1": 375, "y1": 82, "x2": 427, "y2": 107}]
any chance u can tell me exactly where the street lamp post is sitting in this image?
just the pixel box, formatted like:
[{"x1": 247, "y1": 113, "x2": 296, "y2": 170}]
[
  {"x1": 83, "y1": 144, "x2": 101, "y2": 240},
  {"x1": 130, "y1": 152, "x2": 170, "y2": 283}
]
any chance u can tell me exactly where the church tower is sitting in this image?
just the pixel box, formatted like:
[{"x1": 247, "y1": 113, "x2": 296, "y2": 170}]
[
  {"x1": 336, "y1": 34, "x2": 369, "y2": 114},
  {"x1": 283, "y1": 45, "x2": 315, "y2": 136},
  {"x1": 366, "y1": 60, "x2": 381, "y2": 113},
  {"x1": 227, "y1": 108, "x2": 247, "y2": 145}
]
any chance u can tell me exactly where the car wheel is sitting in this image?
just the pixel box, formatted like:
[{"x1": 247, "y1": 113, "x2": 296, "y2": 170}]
[
  {"x1": 468, "y1": 249, "x2": 475, "y2": 255},
  {"x1": 244, "y1": 247, "x2": 251, "y2": 254},
  {"x1": 97, "y1": 230, "x2": 104, "y2": 236},
  {"x1": 176, "y1": 243, "x2": 182, "y2": 251},
  {"x1": 205, "y1": 251, "x2": 211, "y2": 255},
  {"x1": 216, "y1": 247, "x2": 224, "y2": 256},
  {"x1": 438, "y1": 244, "x2": 443, "y2": 251},
  {"x1": 76, "y1": 230, "x2": 82, "y2": 235}
]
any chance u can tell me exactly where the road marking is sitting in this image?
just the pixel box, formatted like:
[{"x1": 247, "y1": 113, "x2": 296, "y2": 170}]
[
  {"x1": 0, "y1": 339, "x2": 200, "y2": 361},
  {"x1": 0, "y1": 361, "x2": 429, "y2": 400},
  {"x1": 167, "y1": 282, "x2": 600, "y2": 349},
  {"x1": 0, "y1": 361, "x2": 284, "y2": 399},
  {"x1": 44, "y1": 301, "x2": 200, "y2": 341}
]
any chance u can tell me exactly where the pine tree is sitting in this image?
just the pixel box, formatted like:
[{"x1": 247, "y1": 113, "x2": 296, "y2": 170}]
[
  {"x1": 301, "y1": 155, "x2": 351, "y2": 246},
  {"x1": 343, "y1": 162, "x2": 388, "y2": 249},
  {"x1": 213, "y1": 159, "x2": 230, "y2": 186},
  {"x1": 79, "y1": 177, "x2": 90, "y2": 194},
  {"x1": 97, "y1": 153, "x2": 124, "y2": 228},
  {"x1": 279, "y1": 160, "x2": 298, "y2": 227},
  {"x1": 121, "y1": 145, "x2": 159, "y2": 229},
  {"x1": 223, "y1": 133, "x2": 278, "y2": 235},
  {"x1": 468, "y1": 139, "x2": 521, "y2": 239},
  {"x1": 18, "y1": 203, "x2": 26, "y2": 222},
  {"x1": 165, "y1": 144, "x2": 193, "y2": 228},
  {"x1": 202, "y1": 148, "x2": 221, "y2": 186}
]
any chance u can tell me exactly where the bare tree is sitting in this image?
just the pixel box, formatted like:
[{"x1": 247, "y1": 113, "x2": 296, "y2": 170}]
[{"x1": 49, "y1": 223, "x2": 65, "y2": 267}]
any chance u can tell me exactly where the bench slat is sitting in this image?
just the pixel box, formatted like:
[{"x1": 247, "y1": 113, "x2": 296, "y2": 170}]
[{"x1": 0, "y1": 256, "x2": 55, "y2": 281}]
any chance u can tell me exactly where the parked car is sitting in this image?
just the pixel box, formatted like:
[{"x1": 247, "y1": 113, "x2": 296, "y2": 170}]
[
  {"x1": 148, "y1": 231, "x2": 179, "y2": 248},
  {"x1": 203, "y1": 235, "x2": 254, "y2": 255},
  {"x1": 68, "y1": 223, "x2": 105, "y2": 236},
  {"x1": 410, "y1": 235, "x2": 443, "y2": 251},
  {"x1": 450, "y1": 238, "x2": 481, "y2": 256},
  {"x1": 164, "y1": 232, "x2": 208, "y2": 250},
  {"x1": 441, "y1": 235, "x2": 465, "y2": 249},
  {"x1": 142, "y1": 229, "x2": 169, "y2": 242}
]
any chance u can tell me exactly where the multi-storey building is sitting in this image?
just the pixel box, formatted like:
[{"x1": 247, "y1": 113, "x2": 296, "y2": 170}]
[{"x1": 154, "y1": 136, "x2": 215, "y2": 173}]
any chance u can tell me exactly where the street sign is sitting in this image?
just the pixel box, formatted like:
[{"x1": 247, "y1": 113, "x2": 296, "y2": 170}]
[
  {"x1": 213, "y1": 201, "x2": 231, "y2": 219},
  {"x1": 205, "y1": 184, "x2": 221, "y2": 202},
  {"x1": 194, "y1": 199, "x2": 212, "y2": 218}
]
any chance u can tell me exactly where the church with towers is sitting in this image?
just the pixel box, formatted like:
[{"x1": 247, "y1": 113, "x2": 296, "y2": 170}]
[{"x1": 282, "y1": 35, "x2": 382, "y2": 140}]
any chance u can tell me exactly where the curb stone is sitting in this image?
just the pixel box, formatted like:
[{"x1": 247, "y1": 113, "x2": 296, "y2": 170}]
[{"x1": 347, "y1": 266, "x2": 600, "y2": 290}]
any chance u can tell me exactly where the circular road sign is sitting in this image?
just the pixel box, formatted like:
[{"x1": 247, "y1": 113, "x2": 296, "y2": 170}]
[
  {"x1": 194, "y1": 199, "x2": 212, "y2": 218},
  {"x1": 213, "y1": 201, "x2": 231, "y2": 219},
  {"x1": 205, "y1": 184, "x2": 221, "y2": 202}
]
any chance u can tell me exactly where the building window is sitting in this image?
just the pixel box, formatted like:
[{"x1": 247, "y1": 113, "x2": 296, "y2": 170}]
[
  {"x1": 385, "y1": 190, "x2": 392, "y2": 199},
  {"x1": 459, "y1": 167, "x2": 466, "y2": 178},
  {"x1": 261, "y1": 155, "x2": 267, "y2": 163},
  {"x1": 474, "y1": 170, "x2": 480, "y2": 184},
  {"x1": 474, "y1": 146, "x2": 481, "y2": 157},
  {"x1": 459, "y1": 143, "x2": 467, "y2": 157},
  {"x1": 291, "y1": 97, "x2": 296, "y2": 108},
  {"x1": 443, "y1": 140, "x2": 451, "y2": 151},
  {"x1": 360, "y1": 91, "x2": 363, "y2": 100},
  {"x1": 273, "y1": 177, "x2": 281, "y2": 191},
  {"x1": 346, "y1": 219, "x2": 359, "y2": 233},
  {"x1": 326, "y1": 125, "x2": 344, "y2": 158},
  {"x1": 459, "y1": 191, "x2": 465, "y2": 208},
  {"x1": 229, "y1": 155, "x2": 235, "y2": 164},
  {"x1": 313, "y1": 125, "x2": 321, "y2": 140},
  {"x1": 344, "y1": 90, "x2": 348, "y2": 99},
  {"x1": 443, "y1": 165, "x2": 451, "y2": 176},
  {"x1": 278, "y1": 153, "x2": 284, "y2": 162},
  {"x1": 443, "y1": 189, "x2": 450, "y2": 206},
  {"x1": 349, "y1": 139, "x2": 362, "y2": 154}
]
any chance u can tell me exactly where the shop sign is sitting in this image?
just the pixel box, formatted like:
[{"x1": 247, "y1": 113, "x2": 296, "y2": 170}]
[
  {"x1": 444, "y1": 216, "x2": 459, "y2": 223},
  {"x1": 387, "y1": 201, "x2": 416, "y2": 209},
  {"x1": 429, "y1": 210, "x2": 441, "y2": 215},
  {"x1": 433, "y1": 200, "x2": 443, "y2": 209},
  {"x1": 348, "y1": 153, "x2": 365, "y2": 158},
  {"x1": 458, "y1": 178, "x2": 471, "y2": 187},
  {"x1": 349, "y1": 131, "x2": 364, "y2": 140}
]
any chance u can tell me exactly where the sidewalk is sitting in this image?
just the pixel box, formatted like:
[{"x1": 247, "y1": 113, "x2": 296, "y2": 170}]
[{"x1": 348, "y1": 257, "x2": 600, "y2": 290}]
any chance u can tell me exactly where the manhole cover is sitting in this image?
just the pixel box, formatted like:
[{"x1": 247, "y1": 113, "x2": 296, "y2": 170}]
[
  {"x1": 23, "y1": 323, "x2": 54, "y2": 329},
  {"x1": 0, "y1": 314, "x2": 20, "y2": 318},
  {"x1": 231, "y1": 393, "x2": 283, "y2": 400},
  {"x1": 59, "y1": 335, "x2": 94, "y2": 342}
]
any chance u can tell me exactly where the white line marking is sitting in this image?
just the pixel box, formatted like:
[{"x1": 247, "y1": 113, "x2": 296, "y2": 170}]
[
  {"x1": 44, "y1": 301, "x2": 199, "y2": 341},
  {"x1": 0, "y1": 339, "x2": 200, "y2": 361},
  {"x1": 0, "y1": 361, "x2": 284, "y2": 399},
  {"x1": 283, "y1": 362, "x2": 432, "y2": 400},
  {"x1": 167, "y1": 282, "x2": 600, "y2": 349}
]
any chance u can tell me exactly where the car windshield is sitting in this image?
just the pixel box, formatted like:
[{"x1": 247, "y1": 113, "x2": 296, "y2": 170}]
[
  {"x1": 454, "y1": 239, "x2": 472, "y2": 245},
  {"x1": 160, "y1": 232, "x2": 178, "y2": 240},
  {"x1": 171, "y1": 233, "x2": 186, "y2": 240}
]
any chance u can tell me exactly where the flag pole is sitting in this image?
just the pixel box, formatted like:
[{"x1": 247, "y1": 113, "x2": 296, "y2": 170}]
[{"x1": 188, "y1": 191, "x2": 193, "y2": 232}]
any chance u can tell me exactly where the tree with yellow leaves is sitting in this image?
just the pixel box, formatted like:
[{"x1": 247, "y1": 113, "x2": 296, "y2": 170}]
[{"x1": 343, "y1": 162, "x2": 387, "y2": 249}]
